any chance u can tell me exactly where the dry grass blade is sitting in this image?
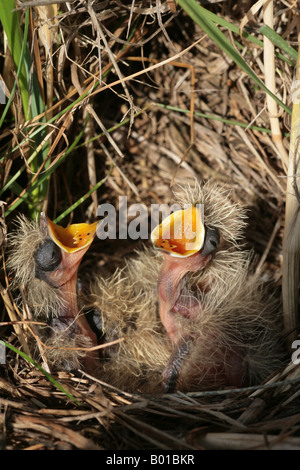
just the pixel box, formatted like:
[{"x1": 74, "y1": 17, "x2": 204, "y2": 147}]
[
  {"x1": 114, "y1": 411, "x2": 195, "y2": 450},
  {"x1": 282, "y1": 25, "x2": 300, "y2": 348},
  {"x1": 263, "y1": 0, "x2": 289, "y2": 168},
  {"x1": 0, "y1": 281, "x2": 31, "y2": 358},
  {"x1": 34, "y1": 3, "x2": 58, "y2": 120},
  {"x1": 14, "y1": 414, "x2": 102, "y2": 449},
  {"x1": 239, "y1": 0, "x2": 267, "y2": 34},
  {"x1": 193, "y1": 432, "x2": 300, "y2": 450}
]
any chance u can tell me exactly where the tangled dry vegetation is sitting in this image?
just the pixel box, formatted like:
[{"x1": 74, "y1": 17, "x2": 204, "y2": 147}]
[{"x1": 1, "y1": 0, "x2": 300, "y2": 450}]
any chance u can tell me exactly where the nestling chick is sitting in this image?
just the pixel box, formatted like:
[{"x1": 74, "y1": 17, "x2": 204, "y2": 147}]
[
  {"x1": 7, "y1": 181, "x2": 287, "y2": 393},
  {"x1": 8, "y1": 213, "x2": 98, "y2": 373},
  {"x1": 89, "y1": 181, "x2": 286, "y2": 393}
]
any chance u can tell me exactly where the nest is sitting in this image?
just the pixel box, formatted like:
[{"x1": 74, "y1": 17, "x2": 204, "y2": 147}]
[
  {"x1": 1, "y1": 358, "x2": 300, "y2": 450},
  {"x1": 0, "y1": 0, "x2": 300, "y2": 450}
]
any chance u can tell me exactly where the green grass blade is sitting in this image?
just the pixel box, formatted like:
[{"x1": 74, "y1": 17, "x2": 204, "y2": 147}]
[
  {"x1": 0, "y1": 9, "x2": 29, "y2": 128},
  {"x1": 0, "y1": 2, "x2": 30, "y2": 119},
  {"x1": 191, "y1": 4, "x2": 295, "y2": 65},
  {"x1": 0, "y1": 150, "x2": 38, "y2": 198},
  {"x1": 2, "y1": 108, "x2": 146, "y2": 215},
  {"x1": 54, "y1": 168, "x2": 113, "y2": 224},
  {"x1": 0, "y1": 340, "x2": 81, "y2": 405},
  {"x1": 4, "y1": 120, "x2": 88, "y2": 217},
  {"x1": 175, "y1": 0, "x2": 291, "y2": 115},
  {"x1": 233, "y1": 36, "x2": 295, "y2": 67},
  {"x1": 186, "y1": 3, "x2": 263, "y2": 47},
  {"x1": 0, "y1": 3, "x2": 44, "y2": 120},
  {"x1": 156, "y1": 103, "x2": 276, "y2": 134},
  {"x1": 0, "y1": 2, "x2": 50, "y2": 217},
  {"x1": 178, "y1": 0, "x2": 297, "y2": 61},
  {"x1": 260, "y1": 25, "x2": 298, "y2": 61}
]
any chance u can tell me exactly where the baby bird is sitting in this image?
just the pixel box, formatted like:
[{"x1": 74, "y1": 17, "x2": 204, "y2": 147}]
[
  {"x1": 8, "y1": 213, "x2": 99, "y2": 373},
  {"x1": 89, "y1": 181, "x2": 286, "y2": 393},
  {"x1": 7, "y1": 181, "x2": 287, "y2": 393}
]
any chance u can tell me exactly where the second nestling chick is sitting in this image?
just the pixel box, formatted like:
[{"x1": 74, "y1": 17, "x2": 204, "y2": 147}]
[
  {"x1": 88, "y1": 181, "x2": 287, "y2": 393},
  {"x1": 8, "y1": 213, "x2": 99, "y2": 373}
]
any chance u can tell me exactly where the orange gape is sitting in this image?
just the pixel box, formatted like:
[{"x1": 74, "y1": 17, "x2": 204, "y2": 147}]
[
  {"x1": 46, "y1": 216, "x2": 98, "y2": 252},
  {"x1": 151, "y1": 205, "x2": 205, "y2": 258}
]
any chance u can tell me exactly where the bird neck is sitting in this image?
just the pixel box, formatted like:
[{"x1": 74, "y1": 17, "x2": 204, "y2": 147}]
[
  {"x1": 54, "y1": 270, "x2": 98, "y2": 374},
  {"x1": 158, "y1": 252, "x2": 211, "y2": 344}
]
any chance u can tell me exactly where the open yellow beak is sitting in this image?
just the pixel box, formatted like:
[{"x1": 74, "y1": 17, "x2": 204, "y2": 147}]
[
  {"x1": 41, "y1": 213, "x2": 98, "y2": 253},
  {"x1": 151, "y1": 205, "x2": 205, "y2": 258}
]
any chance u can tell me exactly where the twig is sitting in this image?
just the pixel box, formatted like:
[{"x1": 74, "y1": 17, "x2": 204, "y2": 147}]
[
  {"x1": 263, "y1": 0, "x2": 289, "y2": 168},
  {"x1": 282, "y1": 22, "x2": 300, "y2": 347}
]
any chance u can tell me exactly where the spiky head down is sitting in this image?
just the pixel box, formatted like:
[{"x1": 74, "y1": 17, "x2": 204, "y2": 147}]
[
  {"x1": 172, "y1": 180, "x2": 247, "y2": 247},
  {"x1": 7, "y1": 215, "x2": 63, "y2": 317},
  {"x1": 88, "y1": 180, "x2": 286, "y2": 393}
]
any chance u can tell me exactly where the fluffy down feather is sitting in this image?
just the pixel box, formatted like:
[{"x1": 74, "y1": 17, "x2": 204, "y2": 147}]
[
  {"x1": 7, "y1": 215, "x2": 94, "y2": 371},
  {"x1": 85, "y1": 181, "x2": 286, "y2": 392},
  {"x1": 7, "y1": 181, "x2": 287, "y2": 390},
  {"x1": 8, "y1": 215, "x2": 64, "y2": 318}
]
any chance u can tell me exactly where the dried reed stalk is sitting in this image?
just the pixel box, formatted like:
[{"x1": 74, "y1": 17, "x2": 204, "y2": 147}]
[
  {"x1": 0, "y1": 282, "x2": 31, "y2": 357},
  {"x1": 196, "y1": 432, "x2": 300, "y2": 450},
  {"x1": 34, "y1": 3, "x2": 58, "y2": 120},
  {"x1": 263, "y1": 0, "x2": 289, "y2": 168},
  {"x1": 282, "y1": 25, "x2": 300, "y2": 348}
]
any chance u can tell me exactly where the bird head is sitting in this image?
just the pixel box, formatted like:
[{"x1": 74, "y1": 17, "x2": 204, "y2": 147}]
[
  {"x1": 8, "y1": 213, "x2": 99, "y2": 372},
  {"x1": 34, "y1": 213, "x2": 98, "y2": 289},
  {"x1": 150, "y1": 181, "x2": 245, "y2": 343}
]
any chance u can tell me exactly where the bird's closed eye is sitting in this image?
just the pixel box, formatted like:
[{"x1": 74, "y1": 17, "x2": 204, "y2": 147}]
[
  {"x1": 34, "y1": 239, "x2": 62, "y2": 273},
  {"x1": 201, "y1": 227, "x2": 220, "y2": 256}
]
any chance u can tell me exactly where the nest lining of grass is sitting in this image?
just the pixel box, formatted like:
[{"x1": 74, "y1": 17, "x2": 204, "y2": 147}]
[
  {"x1": 0, "y1": 0, "x2": 300, "y2": 450},
  {"x1": 1, "y1": 358, "x2": 300, "y2": 450}
]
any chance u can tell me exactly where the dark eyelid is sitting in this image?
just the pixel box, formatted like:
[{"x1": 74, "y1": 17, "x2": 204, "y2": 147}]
[
  {"x1": 201, "y1": 226, "x2": 220, "y2": 256},
  {"x1": 34, "y1": 239, "x2": 62, "y2": 274}
]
